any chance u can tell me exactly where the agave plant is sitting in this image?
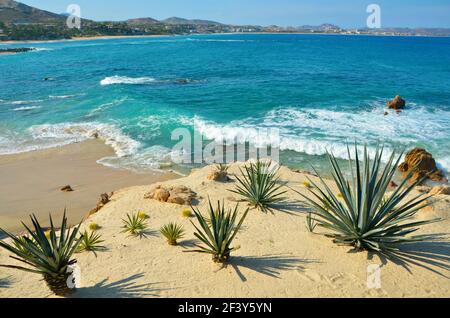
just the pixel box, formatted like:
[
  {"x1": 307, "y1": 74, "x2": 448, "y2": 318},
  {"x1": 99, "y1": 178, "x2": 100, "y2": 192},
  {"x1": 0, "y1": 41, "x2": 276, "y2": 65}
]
[
  {"x1": 0, "y1": 212, "x2": 82, "y2": 296},
  {"x1": 293, "y1": 144, "x2": 439, "y2": 252},
  {"x1": 188, "y1": 200, "x2": 248, "y2": 263},
  {"x1": 121, "y1": 212, "x2": 149, "y2": 238},
  {"x1": 160, "y1": 222, "x2": 185, "y2": 246},
  {"x1": 230, "y1": 160, "x2": 286, "y2": 213},
  {"x1": 76, "y1": 230, "x2": 105, "y2": 255},
  {"x1": 216, "y1": 163, "x2": 229, "y2": 174}
]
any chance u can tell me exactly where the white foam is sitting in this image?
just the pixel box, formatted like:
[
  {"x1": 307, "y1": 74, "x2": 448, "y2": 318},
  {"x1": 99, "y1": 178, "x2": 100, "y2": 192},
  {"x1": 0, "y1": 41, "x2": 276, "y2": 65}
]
[
  {"x1": 13, "y1": 106, "x2": 41, "y2": 111},
  {"x1": 100, "y1": 76, "x2": 156, "y2": 86},
  {"x1": 49, "y1": 94, "x2": 79, "y2": 99},
  {"x1": 31, "y1": 47, "x2": 54, "y2": 52},
  {"x1": 10, "y1": 100, "x2": 43, "y2": 105},
  {"x1": 192, "y1": 104, "x2": 450, "y2": 166},
  {"x1": 29, "y1": 122, "x2": 140, "y2": 157}
]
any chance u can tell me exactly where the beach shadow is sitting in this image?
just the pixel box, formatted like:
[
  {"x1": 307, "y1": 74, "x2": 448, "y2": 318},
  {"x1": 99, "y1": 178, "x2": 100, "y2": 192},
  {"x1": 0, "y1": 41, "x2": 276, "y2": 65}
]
[
  {"x1": 0, "y1": 276, "x2": 12, "y2": 288},
  {"x1": 371, "y1": 238, "x2": 450, "y2": 278},
  {"x1": 270, "y1": 200, "x2": 309, "y2": 215},
  {"x1": 74, "y1": 273, "x2": 163, "y2": 298},
  {"x1": 228, "y1": 255, "x2": 317, "y2": 281},
  {"x1": 179, "y1": 238, "x2": 201, "y2": 249}
]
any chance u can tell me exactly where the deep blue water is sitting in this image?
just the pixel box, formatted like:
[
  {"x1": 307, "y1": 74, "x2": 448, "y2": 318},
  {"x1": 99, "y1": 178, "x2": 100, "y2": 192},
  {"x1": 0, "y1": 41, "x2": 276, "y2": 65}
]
[{"x1": 1, "y1": 34, "x2": 450, "y2": 173}]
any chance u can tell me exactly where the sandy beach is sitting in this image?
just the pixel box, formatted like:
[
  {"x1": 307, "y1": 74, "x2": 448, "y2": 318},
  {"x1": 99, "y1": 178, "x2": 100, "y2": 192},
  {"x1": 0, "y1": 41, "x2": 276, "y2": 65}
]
[
  {"x1": 0, "y1": 140, "x2": 178, "y2": 233},
  {"x1": 0, "y1": 155, "x2": 449, "y2": 298}
]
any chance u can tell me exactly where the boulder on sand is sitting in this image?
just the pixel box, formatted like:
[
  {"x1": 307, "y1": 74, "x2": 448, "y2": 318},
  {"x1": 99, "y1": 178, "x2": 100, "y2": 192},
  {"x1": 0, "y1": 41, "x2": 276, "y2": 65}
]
[
  {"x1": 60, "y1": 185, "x2": 74, "y2": 192},
  {"x1": 89, "y1": 192, "x2": 113, "y2": 216},
  {"x1": 144, "y1": 185, "x2": 197, "y2": 205},
  {"x1": 387, "y1": 95, "x2": 406, "y2": 110},
  {"x1": 398, "y1": 148, "x2": 446, "y2": 184}
]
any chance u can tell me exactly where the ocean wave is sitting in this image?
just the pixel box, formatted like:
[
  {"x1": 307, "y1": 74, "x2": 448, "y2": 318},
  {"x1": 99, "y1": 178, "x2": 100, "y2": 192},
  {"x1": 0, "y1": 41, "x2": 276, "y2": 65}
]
[
  {"x1": 186, "y1": 38, "x2": 253, "y2": 43},
  {"x1": 28, "y1": 122, "x2": 140, "y2": 157},
  {"x1": 31, "y1": 47, "x2": 54, "y2": 52},
  {"x1": 191, "y1": 104, "x2": 450, "y2": 167},
  {"x1": 10, "y1": 100, "x2": 43, "y2": 105},
  {"x1": 49, "y1": 94, "x2": 80, "y2": 100},
  {"x1": 13, "y1": 106, "x2": 41, "y2": 111},
  {"x1": 100, "y1": 75, "x2": 156, "y2": 86},
  {"x1": 97, "y1": 145, "x2": 174, "y2": 171}
]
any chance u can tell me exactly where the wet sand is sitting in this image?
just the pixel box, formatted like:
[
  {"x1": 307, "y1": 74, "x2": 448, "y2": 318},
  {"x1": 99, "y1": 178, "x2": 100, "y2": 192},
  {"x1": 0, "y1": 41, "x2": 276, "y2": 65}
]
[{"x1": 0, "y1": 140, "x2": 178, "y2": 233}]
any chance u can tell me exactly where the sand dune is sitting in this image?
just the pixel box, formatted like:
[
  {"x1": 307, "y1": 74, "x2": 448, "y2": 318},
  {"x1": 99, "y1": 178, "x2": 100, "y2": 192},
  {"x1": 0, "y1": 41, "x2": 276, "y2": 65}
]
[{"x1": 1, "y1": 162, "x2": 449, "y2": 298}]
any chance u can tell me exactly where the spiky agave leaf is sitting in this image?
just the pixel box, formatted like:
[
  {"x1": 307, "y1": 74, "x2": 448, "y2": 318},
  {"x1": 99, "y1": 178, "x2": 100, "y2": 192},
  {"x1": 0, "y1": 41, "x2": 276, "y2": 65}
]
[
  {"x1": 187, "y1": 200, "x2": 248, "y2": 263},
  {"x1": 76, "y1": 230, "x2": 105, "y2": 256},
  {"x1": 216, "y1": 163, "x2": 229, "y2": 174},
  {"x1": 0, "y1": 211, "x2": 83, "y2": 296},
  {"x1": 160, "y1": 222, "x2": 185, "y2": 246},
  {"x1": 121, "y1": 212, "x2": 149, "y2": 238},
  {"x1": 292, "y1": 144, "x2": 440, "y2": 253},
  {"x1": 230, "y1": 160, "x2": 286, "y2": 213}
]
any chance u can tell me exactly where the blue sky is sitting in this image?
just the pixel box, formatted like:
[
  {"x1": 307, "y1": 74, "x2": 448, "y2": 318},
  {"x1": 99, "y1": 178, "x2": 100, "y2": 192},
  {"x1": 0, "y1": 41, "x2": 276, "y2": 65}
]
[{"x1": 21, "y1": 0, "x2": 450, "y2": 28}]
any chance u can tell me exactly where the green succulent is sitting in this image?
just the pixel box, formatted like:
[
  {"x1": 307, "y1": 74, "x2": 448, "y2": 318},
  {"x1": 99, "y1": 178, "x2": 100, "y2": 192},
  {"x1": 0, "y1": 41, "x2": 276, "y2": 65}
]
[
  {"x1": 0, "y1": 212, "x2": 82, "y2": 296},
  {"x1": 230, "y1": 160, "x2": 286, "y2": 213},
  {"x1": 160, "y1": 222, "x2": 185, "y2": 246},
  {"x1": 188, "y1": 200, "x2": 248, "y2": 263},
  {"x1": 76, "y1": 230, "x2": 105, "y2": 256},
  {"x1": 294, "y1": 144, "x2": 440, "y2": 252},
  {"x1": 121, "y1": 212, "x2": 149, "y2": 238}
]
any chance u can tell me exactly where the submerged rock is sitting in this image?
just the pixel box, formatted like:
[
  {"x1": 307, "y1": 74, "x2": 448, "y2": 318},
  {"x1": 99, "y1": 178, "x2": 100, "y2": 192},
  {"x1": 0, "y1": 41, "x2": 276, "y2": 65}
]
[
  {"x1": 398, "y1": 148, "x2": 446, "y2": 184},
  {"x1": 387, "y1": 95, "x2": 406, "y2": 110}
]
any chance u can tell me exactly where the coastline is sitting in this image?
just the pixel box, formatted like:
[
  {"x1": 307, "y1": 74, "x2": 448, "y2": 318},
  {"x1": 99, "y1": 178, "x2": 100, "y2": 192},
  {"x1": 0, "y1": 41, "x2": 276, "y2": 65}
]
[
  {"x1": 1, "y1": 31, "x2": 448, "y2": 45},
  {"x1": 0, "y1": 139, "x2": 179, "y2": 233}
]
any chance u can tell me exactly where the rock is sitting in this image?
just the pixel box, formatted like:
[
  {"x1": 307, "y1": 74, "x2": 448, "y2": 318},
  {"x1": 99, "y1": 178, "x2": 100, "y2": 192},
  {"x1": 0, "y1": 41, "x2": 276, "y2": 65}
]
[
  {"x1": 154, "y1": 189, "x2": 170, "y2": 202},
  {"x1": 429, "y1": 185, "x2": 450, "y2": 196},
  {"x1": 61, "y1": 185, "x2": 74, "y2": 192},
  {"x1": 88, "y1": 192, "x2": 113, "y2": 216},
  {"x1": 398, "y1": 148, "x2": 446, "y2": 184},
  {"x1": 100, "y1": 193, "x2": 110, "y2": 204},
  {"x1": 387, "y1": 95, "x2": 406, "y2": 110},
  {"x1": 207, "y1": 170, "x2": 229, "y2": 182},
  {"x1": 144, "y1": 185, "x2": 197, "y2": 205}
]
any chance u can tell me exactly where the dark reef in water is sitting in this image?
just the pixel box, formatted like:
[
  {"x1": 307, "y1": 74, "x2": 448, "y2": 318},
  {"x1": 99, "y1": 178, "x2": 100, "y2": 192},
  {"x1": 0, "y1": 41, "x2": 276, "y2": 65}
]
[{"x1": 0, "y1": 47, "x2": 35, "y2": 54}]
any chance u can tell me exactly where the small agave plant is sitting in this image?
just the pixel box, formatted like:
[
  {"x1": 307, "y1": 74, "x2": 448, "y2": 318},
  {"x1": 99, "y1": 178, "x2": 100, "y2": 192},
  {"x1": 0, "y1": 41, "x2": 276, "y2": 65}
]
[
  {"x1": 0, "y1": 212, "x2": 82, "y2": 296},
  {"x1": 294, "y1": 144, "x2": 440, "y2": 253},
  {"x1": 160, "y1": 222, "x2": 185, "y2": 246},
  {"x1": 230, "y1": 160, "x2": 286, "y2": 213},
  {"x1": 188, "y1": 200, "x2": 248, "y2": 263}
]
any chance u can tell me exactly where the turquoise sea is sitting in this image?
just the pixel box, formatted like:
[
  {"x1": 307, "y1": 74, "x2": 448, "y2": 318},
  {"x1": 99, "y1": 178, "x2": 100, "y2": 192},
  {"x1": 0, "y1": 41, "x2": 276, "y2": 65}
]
[{"x1": 1, "y1": 34, "x2": 450, "y2": 174}]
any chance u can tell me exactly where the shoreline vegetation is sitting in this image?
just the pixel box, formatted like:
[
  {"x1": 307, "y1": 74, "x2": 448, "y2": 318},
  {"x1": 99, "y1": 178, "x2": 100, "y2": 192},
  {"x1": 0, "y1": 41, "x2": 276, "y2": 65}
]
[
  {"x1": 0, "y1": 140, "x2": 449, "y2": 298},
  {"x1": 1, "y1": 31, "x2": 450, "y2": 46},
  {"x1": 1, "y1": 1, "x2": 450, "y2": 43}
]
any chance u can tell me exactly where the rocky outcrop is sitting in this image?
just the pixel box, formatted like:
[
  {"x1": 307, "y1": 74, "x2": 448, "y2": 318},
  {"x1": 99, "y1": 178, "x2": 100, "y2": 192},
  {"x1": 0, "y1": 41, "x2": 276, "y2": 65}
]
[
  {"x1": 398, "y1": 148, "x2": 446, "y2": 184},
  {"x1": 144, "y1": 185, "x2": 197, "y2": 205},
  {"x1": 88, "y1": 192, "x2": 113, "y2": 216},
  {"x1": 207, "y1": 170, "x2": 230, "y2": 182},
  {"x1": 387, "y1": 95, "x2": 406, "y2": 110}
]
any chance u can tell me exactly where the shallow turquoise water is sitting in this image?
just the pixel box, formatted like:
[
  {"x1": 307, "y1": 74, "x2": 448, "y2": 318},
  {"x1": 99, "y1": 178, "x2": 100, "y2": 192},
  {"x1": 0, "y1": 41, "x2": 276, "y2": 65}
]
[{"x1": 1, "y1": 34, "x2": 450, "y2": 173}]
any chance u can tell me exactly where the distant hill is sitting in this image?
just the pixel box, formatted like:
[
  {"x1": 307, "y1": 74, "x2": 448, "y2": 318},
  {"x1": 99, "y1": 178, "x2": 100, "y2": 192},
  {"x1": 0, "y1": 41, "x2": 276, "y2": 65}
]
[
  {"x1": 126, "y1": 17, "x2": 160, "y2": 25},
  {"x1": 0, "y1": 0, "x2": 65, "y2": 24},
  {"x1": 162, "y1": 17, "x2": 222, "y2": 25}
]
